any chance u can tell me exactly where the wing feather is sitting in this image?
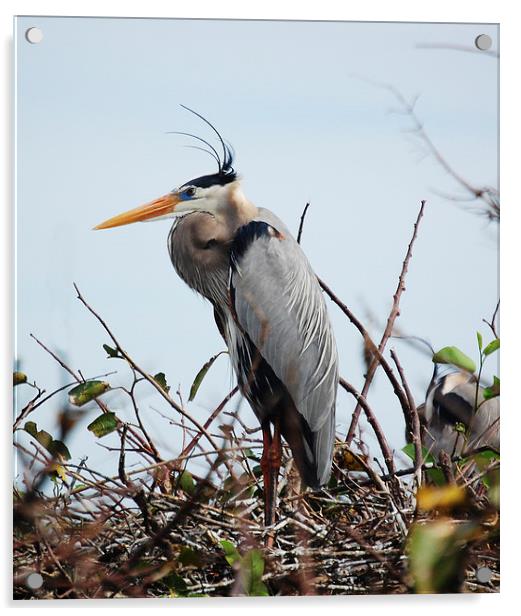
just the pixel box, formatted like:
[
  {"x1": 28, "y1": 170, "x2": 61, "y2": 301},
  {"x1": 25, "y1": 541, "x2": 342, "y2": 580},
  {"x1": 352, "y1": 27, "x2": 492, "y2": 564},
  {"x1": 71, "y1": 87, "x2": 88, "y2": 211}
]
[{"x1": 229, "y1": 209, "x2": 338, "y2": 484}]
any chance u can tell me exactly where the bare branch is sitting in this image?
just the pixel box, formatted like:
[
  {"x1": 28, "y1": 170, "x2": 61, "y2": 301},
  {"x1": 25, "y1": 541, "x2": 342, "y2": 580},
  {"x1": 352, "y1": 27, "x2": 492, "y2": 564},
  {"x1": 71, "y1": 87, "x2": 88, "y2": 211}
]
[
  {"x1": 483, "y1": 300, "x2": 500, "y2": 339},
  {"x1": 390, "y1": 349, "x2": 422, "y2": 487},
  {"x1": 346, "y1": 200, "x2": 427, "y2": 443},
  {"x1": 360, "y1": 78, "x2": 499, "y2": 220},
  {"x1": 318, "y1": 278, "x2": 411, "y2": 419},
  {"x1": 178, "y1": 386, "x2": 239, "y2": 461}
]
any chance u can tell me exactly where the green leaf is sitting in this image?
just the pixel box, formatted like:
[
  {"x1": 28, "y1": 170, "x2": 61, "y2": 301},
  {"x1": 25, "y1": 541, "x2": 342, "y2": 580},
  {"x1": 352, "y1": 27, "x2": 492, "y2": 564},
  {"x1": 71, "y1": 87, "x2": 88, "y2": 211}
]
[
  {"x1": 483, "y1": 338, "x2": 500, "y2": 357},
  {"x1": 153, "y1": 372, "x2": 170, "y2": 393},
  {"x1": 189, "y1": 351, "x2": 227, "y2": 401},
  {"x1": 241, "y1": 549, "x2": 269, "y2": 596},
  {"x1": 402, "y1": 444, "x2": 445, "y2": 484},
  {"x1": 68, "y1": 381, "x2": 110, "y2": 406},
  {"x1": 462, "y1": 448, "x2": 500, "y2": 489},
  {"x1": 34, "y1": 429, "x2": 53, "y2": 451},
  {"x1": 24, "y1": 421, "x2": 38, "y2": 439},
  {"x1": 23, "y1": 422, "x2": 71, "y2": 461},
  {"x1": 13, "y1": 371, "x2": 27, "y2": 386},
  {"x1": 247, "y1": 549, "x2": 264, "y2": 580},
  {"x1": 407, "y1": 520, "x2": 478, "y2": 593},
  {"x1": 402, "y1": 443, "x2": 436, "y2": 466},
  {"x1": 220, "y1": 546, "x2": 268, "y2": 596},
  {"x1": 471, "y1": 449, "x2": 500, "y2": 469},
  {"x1": 426, "y1": 468, "x2": 446, "y2": 487},
  {"x1": 178, "y1": 470, "x2": 196, "y2": 495},
  {"x1": 220, "y1": 539, "x2": 241, "y2": 566},
  {"x1": 48, "y1": 440, "x2": 71, "y2": 461},
  {"x1": 164, "y1": 573, "x2": 188, "y2": 597},
  {"x1": 432, "y1": 346, "x2": 476, "y2": 373},
  {"x1": 483, "y1": 376, "x2": 500, "y2": 400},
  {"x1": 103, "y1": 344, "x2": 119, "y2": 358},
  {"x1": 476, "y1": 331, "x2": 483, "y2": 351},
  {"x1": 87, "y1": 412, "x2": 118, "y2": 438}
]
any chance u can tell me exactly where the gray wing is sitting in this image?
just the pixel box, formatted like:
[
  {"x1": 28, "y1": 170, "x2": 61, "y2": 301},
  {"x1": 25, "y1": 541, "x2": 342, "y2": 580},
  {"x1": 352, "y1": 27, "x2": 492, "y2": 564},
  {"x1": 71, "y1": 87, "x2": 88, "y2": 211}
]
[
  {"x1": 450, "y1": 383, "x2": 500, "y2": 451},
  {"x1": 229, "y1": 208, "x2": 338, "y2": 485}
]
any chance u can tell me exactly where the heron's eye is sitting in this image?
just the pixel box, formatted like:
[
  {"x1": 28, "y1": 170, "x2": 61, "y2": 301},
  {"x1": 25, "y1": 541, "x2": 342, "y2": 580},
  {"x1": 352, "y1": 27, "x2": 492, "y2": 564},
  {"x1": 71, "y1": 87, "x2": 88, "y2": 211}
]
[{"x1": 185, "y1": 187, "x2": 196, "y2": 198}]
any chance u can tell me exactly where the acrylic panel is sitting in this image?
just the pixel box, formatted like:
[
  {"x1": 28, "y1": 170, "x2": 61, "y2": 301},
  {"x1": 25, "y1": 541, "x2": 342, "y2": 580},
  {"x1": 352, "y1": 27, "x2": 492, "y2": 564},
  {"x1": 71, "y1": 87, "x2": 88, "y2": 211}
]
[{"x1": 13, "y1": 16, "x2": 499, "y2": 598}]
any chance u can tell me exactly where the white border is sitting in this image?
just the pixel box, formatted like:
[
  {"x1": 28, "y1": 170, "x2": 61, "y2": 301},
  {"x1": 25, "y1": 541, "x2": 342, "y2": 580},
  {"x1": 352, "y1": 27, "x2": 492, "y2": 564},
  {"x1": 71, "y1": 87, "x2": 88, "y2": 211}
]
[{"x1": 2, "y1": 1, "x2": 518, "y2": 614}]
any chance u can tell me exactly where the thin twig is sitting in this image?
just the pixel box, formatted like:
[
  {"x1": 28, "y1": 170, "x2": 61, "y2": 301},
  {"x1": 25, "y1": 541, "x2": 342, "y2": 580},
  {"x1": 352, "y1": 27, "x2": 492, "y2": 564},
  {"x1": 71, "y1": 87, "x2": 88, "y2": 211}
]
[
  {"x1": 30, "y1": 334, "x2": 82, "y2": 382},
  {"x1": 483, "y1": 300, "x2": 500, "y2": 339},
  {"x1": 378, "y1": 81, "x2": 499, "y2": 220},
  {"x1": 179, "y1": 386, "x2": 239, "y2": 462},
  {"x1": 346, "y1": 200, "x2": 426, "y2": 444},
  {"x1": 390, "y1": 349, "x2": 422, "y2": 488},
  {"x1": 338, "y1": 377, "x2": 397, "y2": 481},
  {"x1": 318, "y1": 278, "x2": 412, "y2": 426},
  {"x1": 128, "y1": 381, "x2": 161, "y2": 462}
]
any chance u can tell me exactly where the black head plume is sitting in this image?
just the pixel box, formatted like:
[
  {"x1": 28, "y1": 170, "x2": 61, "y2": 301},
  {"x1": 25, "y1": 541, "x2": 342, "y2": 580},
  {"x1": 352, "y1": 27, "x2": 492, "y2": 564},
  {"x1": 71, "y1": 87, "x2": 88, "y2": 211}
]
[{"x1": 169, "y1": 105, "x2": 237, "y2": 189}]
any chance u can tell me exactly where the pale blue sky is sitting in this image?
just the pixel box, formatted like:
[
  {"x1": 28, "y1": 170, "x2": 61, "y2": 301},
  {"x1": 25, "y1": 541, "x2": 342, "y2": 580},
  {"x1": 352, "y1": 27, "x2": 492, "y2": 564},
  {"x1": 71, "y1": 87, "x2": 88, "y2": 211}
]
[{"x1": 14, "y1": 17, "x2": 498, "y2": 477}]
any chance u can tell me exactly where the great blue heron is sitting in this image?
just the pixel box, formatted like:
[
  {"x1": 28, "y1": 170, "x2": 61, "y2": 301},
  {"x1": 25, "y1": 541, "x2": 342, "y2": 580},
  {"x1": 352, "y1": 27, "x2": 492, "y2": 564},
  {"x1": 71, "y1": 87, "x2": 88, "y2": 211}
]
[
  {"x1": 95, "y1": 108, "x2": 339, "y2": 529},
  {"x1": 416, "y1": 370, "x2": 500, "y2": 458}
]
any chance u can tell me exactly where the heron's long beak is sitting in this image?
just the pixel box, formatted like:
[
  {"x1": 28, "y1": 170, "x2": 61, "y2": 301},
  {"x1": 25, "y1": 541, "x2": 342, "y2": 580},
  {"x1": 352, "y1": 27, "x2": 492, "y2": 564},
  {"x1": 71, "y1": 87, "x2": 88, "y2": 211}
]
[{"x1": 94, "y1": 193, "x2": 180, "y2": 230}]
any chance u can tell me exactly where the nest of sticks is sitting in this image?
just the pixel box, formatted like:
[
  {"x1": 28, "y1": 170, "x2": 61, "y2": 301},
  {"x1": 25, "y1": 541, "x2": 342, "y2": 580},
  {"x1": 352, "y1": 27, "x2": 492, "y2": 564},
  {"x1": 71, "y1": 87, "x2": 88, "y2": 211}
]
[{"x1": 13, "y1": 428, "x2": 499, "y2": 599}]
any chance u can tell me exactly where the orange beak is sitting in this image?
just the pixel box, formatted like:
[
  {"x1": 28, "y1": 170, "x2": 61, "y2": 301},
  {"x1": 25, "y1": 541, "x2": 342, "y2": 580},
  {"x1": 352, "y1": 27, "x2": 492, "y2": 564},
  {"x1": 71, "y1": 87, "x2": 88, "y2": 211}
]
[{"x1": 94, "y1": 193, "x2": 180, "y2": 230}]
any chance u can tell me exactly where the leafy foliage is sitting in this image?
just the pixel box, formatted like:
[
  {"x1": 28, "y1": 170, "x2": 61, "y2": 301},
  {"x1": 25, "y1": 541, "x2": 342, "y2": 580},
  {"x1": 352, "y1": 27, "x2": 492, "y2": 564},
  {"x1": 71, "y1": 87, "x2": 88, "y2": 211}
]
[
  {"x1": 432, "y1": 346, "x2": 476, "y2": 373},
  {"x1": 189, "y1": 351, "x2": 227, "y2": 401},
  {"x1": 103, "y1": 343, "x2": 120, "y2": 358},
  {"x1": 483, "y1": 338, "x2": 500, "y2": 357},
  {"x1": 483, "y1": 376, "x2": 500, "y2": 400},
  {"x1": 87, "y1": 412, "x2": 119, "y2": 438},
  {"x1": 68, "y1": 380, "x2": 110, "y2": 406},
  {"x1": 220, "y1": 539, "x2": 241, "y2": 566},
  {"x1": 163, "y1": 573, "x2": 188, "y2": 597},
  {"x1": 153, "y1": 372, "x2": 170, "y2": 393},
  {"x1": 402, "y1": 444, "x2": 445, "y2": 486},
  {"x1": 407, "y1": 520, "x2": 479, "y2": 593},
  {"x1": 178, "y1": 470, "x2": 196, "y2": 495},
  {"x1": 24, "y1": 421, "x2": 71, "y2": 461},
  {"x1": 219, "y1": 541, "x2": 269, "y2": 596}
]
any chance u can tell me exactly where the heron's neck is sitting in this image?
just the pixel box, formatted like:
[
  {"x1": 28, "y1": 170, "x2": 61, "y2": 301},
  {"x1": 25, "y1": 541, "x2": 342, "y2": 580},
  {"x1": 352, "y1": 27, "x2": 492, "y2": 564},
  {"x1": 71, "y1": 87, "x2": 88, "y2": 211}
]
[{"x1": 226, "y1": 183, "x2": 258, "y2": 229}]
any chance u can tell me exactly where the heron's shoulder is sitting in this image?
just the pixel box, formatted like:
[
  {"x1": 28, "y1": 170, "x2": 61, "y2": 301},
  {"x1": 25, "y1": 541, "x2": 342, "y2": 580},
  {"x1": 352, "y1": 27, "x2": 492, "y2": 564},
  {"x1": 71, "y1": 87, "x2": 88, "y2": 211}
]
[
  {"x1": 254, "y1": 208, "x2": 291, "y2": 235},
  {"x1": 230, "y1": 210, "x2": 293, "y2": 267}
]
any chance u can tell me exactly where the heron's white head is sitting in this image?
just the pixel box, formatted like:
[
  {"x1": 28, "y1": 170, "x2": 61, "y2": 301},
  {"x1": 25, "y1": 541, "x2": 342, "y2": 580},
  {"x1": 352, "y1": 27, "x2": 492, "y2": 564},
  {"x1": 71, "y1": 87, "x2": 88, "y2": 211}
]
[{"x1": 94, "y1": 179, "x2": 254, "y2": 230}]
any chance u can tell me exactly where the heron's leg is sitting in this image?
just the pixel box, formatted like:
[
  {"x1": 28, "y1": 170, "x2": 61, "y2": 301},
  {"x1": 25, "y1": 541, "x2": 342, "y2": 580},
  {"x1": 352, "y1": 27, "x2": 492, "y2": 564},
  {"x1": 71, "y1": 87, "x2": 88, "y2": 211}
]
[
  {"x1": 260, "y1": 422, "x2": 274, "y2": 528},
  {"x1": 261, "y1": 418, "x2": 281, "y2": 547}
]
